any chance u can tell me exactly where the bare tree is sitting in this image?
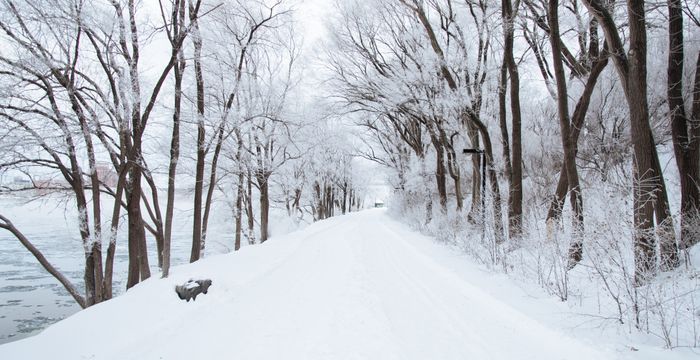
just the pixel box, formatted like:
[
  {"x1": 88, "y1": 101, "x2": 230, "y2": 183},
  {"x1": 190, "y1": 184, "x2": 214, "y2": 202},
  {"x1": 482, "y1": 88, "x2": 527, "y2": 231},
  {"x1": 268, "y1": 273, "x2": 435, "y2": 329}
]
[
  {"x1": 190, "y1": 0, "x2": 206, "y2": 262},
  {"x1": 546, "y1": 0, "x2": 584, "y2": 268},
  {"x1": 581, "y1": 0, "x2": 677, "y2": 282},
  {"x1": 162, "y1": 0, "x2": 187, "y2": 278},
  {"x1": 501, "y1": 0, "x2": 524, "y2": 240}
]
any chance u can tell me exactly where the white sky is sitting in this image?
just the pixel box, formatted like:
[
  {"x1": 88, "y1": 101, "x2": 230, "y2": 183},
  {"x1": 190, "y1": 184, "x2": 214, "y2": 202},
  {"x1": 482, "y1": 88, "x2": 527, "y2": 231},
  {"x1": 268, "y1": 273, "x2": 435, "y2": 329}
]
[{"x1": 294, "y1": 0, "x2": 332, "y2": 47}]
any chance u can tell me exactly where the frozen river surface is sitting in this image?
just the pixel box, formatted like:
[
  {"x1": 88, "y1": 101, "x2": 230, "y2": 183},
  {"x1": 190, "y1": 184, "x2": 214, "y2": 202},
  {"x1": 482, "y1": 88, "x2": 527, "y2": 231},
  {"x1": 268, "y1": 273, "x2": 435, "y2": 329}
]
[{"x1": 0, "y1": 195, "x2": 227, "y2": 344}]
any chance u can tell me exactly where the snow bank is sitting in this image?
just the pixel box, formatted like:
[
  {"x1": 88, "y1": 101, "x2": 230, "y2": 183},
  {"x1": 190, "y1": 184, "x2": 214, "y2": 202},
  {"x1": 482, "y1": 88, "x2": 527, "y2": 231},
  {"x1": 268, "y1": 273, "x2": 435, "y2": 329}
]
[{"x1": 0, "y1": 210, "x2": 694, "y2": 359}]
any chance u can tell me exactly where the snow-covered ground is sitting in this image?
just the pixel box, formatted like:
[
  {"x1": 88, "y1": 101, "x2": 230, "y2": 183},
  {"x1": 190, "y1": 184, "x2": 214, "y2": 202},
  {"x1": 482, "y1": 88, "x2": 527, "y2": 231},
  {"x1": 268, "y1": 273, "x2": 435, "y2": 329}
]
[
  {"x1": 0, "y1": 194, "x2": 235, "y2": 344},
  {"x1": 0, "y1": 208, "x2": 694, "y2": 359}
]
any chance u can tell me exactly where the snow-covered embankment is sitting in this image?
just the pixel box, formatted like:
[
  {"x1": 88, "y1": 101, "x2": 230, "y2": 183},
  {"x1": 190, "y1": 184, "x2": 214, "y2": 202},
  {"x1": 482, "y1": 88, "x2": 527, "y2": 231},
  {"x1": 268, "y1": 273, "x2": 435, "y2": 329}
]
[{"x1": 0, "y1": 209, "x2": 684, "y2": 359}]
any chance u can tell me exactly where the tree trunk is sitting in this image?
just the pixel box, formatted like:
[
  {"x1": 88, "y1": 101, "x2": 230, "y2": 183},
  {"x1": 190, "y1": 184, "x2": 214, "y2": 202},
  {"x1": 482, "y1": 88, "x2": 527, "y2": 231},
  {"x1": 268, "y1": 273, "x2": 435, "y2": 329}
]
[
  {"x1": 141, "y1": 170, "x2": 165, "y2": 269},
  {"x1": 330, "y1": 186, "x2": 336, "y2": 217},
  {"x1": 546, "y1": 53, "x2": 608, "y2": 223},
  {"x1": 548, "y1": 0, "x2": 584, "y2": 268},
  {"x1": 163, "y1": 0, "x2": 186, "y2": 277},
  {"x1": 201, "y1": 123, "x2": 225, "y2": 254},
  {"x1": 342, "y1": 182, "x2": 348, "y2": 215},
  {"x1": 668, "y1": 0, "x2": 700, "y2": 253},
  {"x1": 314, "y1": 181, "x2": 323, "y2": 220},
  {"x1": 466, "y1": 125, "x2": 482, "y2": 221},
  {"x1": 87, "y1": 157, "x2": 103, "y2": 304},
  {"x1": 684, "y1": 50, "x2": 700, "y2": 250},
  {"x1": 234, "y1": 174, "x2": 244, "y2": 251},
  {"x1": 293, "y1": 188, "x2": 302, "y2": 216},
  {"x1": 234, "y1": 132, "x2": 244, "y2": 251},
  {"x1": 498, "y1": 58, "x2": 513, "y2": 183},
  {"x1": 503, "y1": 0, "x2": 523, "y2": 240},
  {"x1": 127, "y1": 162, "x2": 148, "y2": 288},
  {"x1": 104, "y1": 166, "x2": 127, "y2": 298},
  {"x1": 583, "y1": 0, "x2": 678, "y2": 282},
  {"x1": 467, "y1": 112, "x2": 505, "y2": 243},
  {"x1": 259, "y1": 172, "x2": 270, "y2": 243},
  {"x1": 627, "y1": 0, "x2": 663, "y2": 283},
  {"x1": 442, "y1": 131, "x2": 463, "y2": 211},
  {"x1": 137, "y1": 222, "x2": 151, "y2": 281},
  {"x1": 326, "y1": 184, "x2": 334, "y2": 218},
  {"x1": 163, "y1": 57, "x2": 183, "y2": 277},
  {"x1": 246, "y1": 169, "x2": 255, "y2": 244},
  {"x1": 430, "y1": 134, "x2": 448, "y2": 211},
  {"x1": 190, "y1": 2, "x2": 205, "y2": 263}
]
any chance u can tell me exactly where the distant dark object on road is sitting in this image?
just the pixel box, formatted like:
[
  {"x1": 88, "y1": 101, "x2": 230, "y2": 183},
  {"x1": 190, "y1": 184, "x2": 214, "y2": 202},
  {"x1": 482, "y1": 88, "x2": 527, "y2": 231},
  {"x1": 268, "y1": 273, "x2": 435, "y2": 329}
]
[{"x1": 175, "y1": 279, "x2": 212, "y2": 302}]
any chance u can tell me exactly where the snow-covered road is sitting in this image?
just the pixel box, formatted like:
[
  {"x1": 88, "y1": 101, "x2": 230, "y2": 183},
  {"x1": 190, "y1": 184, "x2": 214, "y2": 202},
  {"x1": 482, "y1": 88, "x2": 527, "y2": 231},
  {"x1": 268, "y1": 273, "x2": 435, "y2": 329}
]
[{"x1": 0, "y1": 209, "x2": 614, "y2": 359}]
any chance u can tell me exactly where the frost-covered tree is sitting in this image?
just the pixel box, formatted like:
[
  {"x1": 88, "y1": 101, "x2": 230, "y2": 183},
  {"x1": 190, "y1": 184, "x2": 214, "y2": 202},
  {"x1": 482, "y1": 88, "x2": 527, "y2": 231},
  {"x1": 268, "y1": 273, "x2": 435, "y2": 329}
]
[
  {"x1": 326, "y1": 0, "x2": 505, "y2": 238},
  {"x1": 0, "y1": 0, "x2": 192, "y2": 303}
]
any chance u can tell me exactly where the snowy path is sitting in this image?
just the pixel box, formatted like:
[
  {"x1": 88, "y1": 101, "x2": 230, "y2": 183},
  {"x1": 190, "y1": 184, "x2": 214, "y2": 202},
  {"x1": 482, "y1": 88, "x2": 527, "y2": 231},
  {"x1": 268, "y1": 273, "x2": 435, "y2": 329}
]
[{"x1": 0, "y1": 209, "x2": 613, "y2": 359}]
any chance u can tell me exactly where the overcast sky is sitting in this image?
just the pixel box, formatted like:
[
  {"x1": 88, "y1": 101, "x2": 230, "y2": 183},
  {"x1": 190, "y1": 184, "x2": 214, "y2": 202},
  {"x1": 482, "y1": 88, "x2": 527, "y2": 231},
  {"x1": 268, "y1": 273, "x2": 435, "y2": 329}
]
[{"x1": 295, "y1": 0, "x2": 332, "y2": 46}]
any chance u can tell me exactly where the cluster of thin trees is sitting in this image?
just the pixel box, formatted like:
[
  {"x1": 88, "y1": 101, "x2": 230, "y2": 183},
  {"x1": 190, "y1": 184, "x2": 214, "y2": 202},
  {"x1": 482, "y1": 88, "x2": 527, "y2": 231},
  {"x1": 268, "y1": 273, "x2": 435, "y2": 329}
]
[
  {"x1": 0, "y1": 0, "x2": 364, "y2": 309},
  {"x1": 327, "y1": 0, "x2": 700, "y2": 285}
]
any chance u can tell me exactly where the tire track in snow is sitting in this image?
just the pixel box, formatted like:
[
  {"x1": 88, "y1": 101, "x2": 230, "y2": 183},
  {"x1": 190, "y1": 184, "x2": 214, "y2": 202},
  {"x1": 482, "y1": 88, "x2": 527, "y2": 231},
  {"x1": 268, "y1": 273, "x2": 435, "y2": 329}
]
[
  {"x1": 357, "y1": 212, "x2": 613, "y2": 360},
  {"x1": 356, "y1": 215, "x2": 492, "y2": 359}
]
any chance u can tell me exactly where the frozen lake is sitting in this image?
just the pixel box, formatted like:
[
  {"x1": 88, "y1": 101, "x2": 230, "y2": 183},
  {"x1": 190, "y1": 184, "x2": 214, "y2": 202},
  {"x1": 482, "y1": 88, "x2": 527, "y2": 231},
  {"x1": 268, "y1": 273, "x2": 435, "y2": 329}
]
[{"x1": 0, "y1": 194, "x2": 233, "y2": 344}]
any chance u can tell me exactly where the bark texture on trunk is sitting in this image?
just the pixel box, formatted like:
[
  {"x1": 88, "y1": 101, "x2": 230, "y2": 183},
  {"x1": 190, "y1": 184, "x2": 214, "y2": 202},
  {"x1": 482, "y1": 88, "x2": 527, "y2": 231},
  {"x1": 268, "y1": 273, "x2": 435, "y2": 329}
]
[
  {"x1": 190, "y1": 1, "x2": 205, "y2": 263},
  {"x1": 503, "y1": 0, "x2": 523, "y2": 240},
  {"x1": 547, "y1": 0, "x2": 584, "y2": 268},
  {"x1": 668, "y1": 0, "x2": 700, "y2": 254},
  {"x1": 582, "y1": 0, "x2": 678, "y2": 283},
  {"x1": 258, "y1": 172, "x2": 271, "y2": 243},
  {"x1": 163, "y1": 0, "x2": 186, "y2": 278}
]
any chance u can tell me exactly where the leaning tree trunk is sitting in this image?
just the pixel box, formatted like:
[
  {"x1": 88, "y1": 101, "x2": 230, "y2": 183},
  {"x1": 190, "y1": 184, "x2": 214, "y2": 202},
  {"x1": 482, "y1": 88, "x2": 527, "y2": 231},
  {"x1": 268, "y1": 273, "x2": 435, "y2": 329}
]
[
  {"x1": 141, "y1": 170, "x2": 165, "y2": 269},
  {"x1": 546, "y1": 33, "x2": 608, "y2": 225},
  {"x1": 103, "y1": 166, "x2": 127, "y2": 298},
  {"x1": 0, "y1": 216, "x2": 87, "y2": 308},
  {"x1": 201, "y1": 123, "x2": 225, "y2": 254}
]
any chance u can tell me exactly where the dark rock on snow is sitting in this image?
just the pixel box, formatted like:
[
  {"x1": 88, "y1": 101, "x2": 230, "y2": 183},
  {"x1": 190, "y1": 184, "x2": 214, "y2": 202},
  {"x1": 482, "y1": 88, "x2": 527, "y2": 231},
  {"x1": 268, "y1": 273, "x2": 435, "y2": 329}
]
[{"x1": 175, "y1": 279, "x2": 212, "y2": 302}]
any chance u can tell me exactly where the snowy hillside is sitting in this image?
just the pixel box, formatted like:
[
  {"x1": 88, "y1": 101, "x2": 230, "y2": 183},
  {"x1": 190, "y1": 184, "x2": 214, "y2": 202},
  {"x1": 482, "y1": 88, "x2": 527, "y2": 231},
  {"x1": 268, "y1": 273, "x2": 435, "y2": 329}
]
[{"x1": 0, "y1": 209, "x2": 692, "y2": 360}]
